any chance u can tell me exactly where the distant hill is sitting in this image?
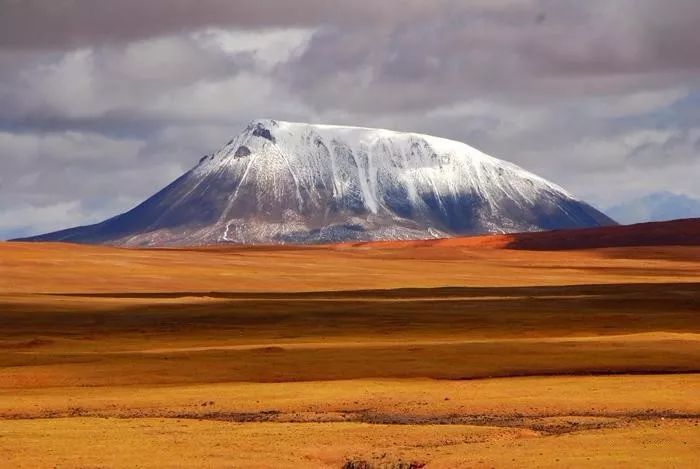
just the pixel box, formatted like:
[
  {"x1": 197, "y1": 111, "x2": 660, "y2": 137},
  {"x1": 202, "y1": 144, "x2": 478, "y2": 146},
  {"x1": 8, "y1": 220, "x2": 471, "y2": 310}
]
[{"x1": 607, "y1": 192, "x2": 700, "y2": 225}]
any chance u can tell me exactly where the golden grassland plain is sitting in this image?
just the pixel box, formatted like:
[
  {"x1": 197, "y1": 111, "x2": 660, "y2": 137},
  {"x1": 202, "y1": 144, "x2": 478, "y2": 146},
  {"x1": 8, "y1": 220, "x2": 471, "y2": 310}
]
[{"x1": 0, "y1": 241, "x2": 699, "y2": 467}]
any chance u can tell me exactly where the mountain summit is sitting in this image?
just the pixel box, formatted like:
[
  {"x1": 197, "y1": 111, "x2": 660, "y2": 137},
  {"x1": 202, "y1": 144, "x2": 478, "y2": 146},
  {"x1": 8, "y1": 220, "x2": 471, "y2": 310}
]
[{"x1": 19, "y1": 119, "x2": 615, "y2": 246}]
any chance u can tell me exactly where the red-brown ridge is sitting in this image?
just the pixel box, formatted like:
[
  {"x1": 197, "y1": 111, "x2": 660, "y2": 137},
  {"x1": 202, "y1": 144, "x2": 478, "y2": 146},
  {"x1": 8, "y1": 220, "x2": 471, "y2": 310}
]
[{"x1": 341, "y1": 218, "x2": 700, "y2": 250}]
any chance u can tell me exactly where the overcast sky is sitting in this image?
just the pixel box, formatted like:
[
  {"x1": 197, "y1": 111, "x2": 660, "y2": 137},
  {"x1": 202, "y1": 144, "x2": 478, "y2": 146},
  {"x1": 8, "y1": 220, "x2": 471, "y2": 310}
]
[{"x1": 1, "y1": 0, "x2": 699, "y2": 239}]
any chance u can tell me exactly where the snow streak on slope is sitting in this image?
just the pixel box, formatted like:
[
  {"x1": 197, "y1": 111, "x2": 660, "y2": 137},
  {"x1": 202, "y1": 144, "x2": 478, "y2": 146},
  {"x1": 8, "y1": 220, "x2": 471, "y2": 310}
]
[{"x1": 19, "y1": 119, "x2": 615, "y2": 246}]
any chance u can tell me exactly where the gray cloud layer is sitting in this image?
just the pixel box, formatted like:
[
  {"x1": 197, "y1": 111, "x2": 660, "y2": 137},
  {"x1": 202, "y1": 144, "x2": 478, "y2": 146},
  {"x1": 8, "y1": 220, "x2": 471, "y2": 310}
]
[
  {"x1": 1, "y1": 0, "x2": 699, "y2": 237},
  {"x1": 0, "y1": 0, "x2": 433, "y2": 48}
]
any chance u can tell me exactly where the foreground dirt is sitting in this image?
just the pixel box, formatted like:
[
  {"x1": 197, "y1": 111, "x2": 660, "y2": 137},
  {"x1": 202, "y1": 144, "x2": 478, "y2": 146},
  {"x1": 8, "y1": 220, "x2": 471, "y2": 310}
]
[
  {"x1": 0, "y1": 242, "x2": 699, "y2": 467},
  {"x1": 2, "y1": 376, "x2": 699, "y2": 468},
  {"x1": 4, "y1": 417, "x2": 696, "y2": 468}
]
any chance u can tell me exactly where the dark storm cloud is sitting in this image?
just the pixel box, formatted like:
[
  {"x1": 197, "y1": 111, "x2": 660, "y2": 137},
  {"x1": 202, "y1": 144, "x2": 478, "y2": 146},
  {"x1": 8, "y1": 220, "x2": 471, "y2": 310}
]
[{"x1": 283, "y1": 0, "x2": 700, "y2": 112}]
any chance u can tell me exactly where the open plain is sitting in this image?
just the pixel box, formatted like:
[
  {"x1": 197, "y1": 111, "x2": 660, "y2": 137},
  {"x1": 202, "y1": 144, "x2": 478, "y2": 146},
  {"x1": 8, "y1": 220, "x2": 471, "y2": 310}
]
[{"x1": 1, "y1": 231, "x2": 699, "y2": 467}]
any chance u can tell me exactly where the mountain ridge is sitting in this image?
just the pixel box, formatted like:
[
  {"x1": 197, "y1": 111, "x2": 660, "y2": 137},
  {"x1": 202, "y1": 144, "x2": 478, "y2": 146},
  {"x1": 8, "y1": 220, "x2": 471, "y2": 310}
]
[{"x1": 16, "y1": 119, "x2": 615, "y2": 246}]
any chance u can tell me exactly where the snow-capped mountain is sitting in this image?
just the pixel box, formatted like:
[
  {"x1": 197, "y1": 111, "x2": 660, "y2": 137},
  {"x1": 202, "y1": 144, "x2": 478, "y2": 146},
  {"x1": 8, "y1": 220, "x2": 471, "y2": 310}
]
[{"x1": 18, "y1": 119, "x2": 615, "y2": 246}]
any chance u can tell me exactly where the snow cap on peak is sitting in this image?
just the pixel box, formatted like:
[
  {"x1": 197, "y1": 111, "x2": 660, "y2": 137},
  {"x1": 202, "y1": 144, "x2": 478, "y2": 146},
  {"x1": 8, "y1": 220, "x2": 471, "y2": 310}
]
[
  {"x1": 246, "y1": 118, "x2": 279, "y2": 129},
  {"x1": 244, "y1": 119, "x2": 278, "y2": 143}
]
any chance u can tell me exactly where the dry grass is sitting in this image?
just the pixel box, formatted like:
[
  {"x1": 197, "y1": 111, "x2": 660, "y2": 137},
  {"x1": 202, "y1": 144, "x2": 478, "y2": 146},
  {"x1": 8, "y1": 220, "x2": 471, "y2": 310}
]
[
  {"x1": 0, "y1": 241, "x2": 699, "y2": 467},
  {"x1": 2, "y1": 242, "x2": 700, "y2": 294}
]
